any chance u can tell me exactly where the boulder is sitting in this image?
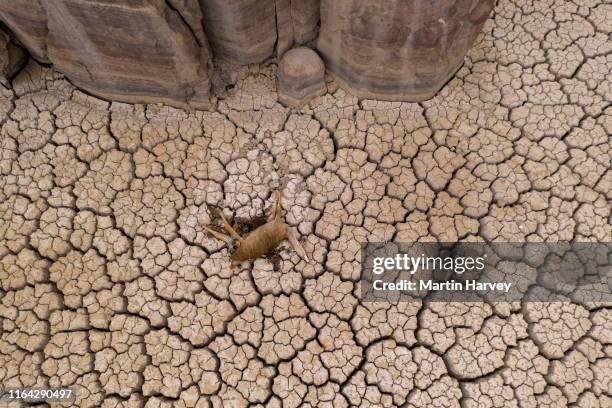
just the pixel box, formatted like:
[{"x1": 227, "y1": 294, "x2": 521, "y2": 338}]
[
  {"x1": 317, "y1": 0, "x2": 495, "y2": 101},
  {"x1": 277, "y1": 47, "x2": 326, "y2": 107},
  {"x1": 0, "y1": 0, "x2": 213, "y2": 109},
  {"x1": 0, "y1": 27, "x2": 27, "y2": 86}
]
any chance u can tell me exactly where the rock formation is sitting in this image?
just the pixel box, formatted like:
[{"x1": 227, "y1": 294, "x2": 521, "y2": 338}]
[
  {"x1": 317, "y1": 0, "x2": 495, "y2": 101},
  {"x1": 0, "y1": 26, "x2": 26, "y2": 86},
  {"x1": 199, "y1": 0, "x2": 321, "y2": 63},
  {"x1": 199, "y1": 0, "x2": 277, "y2": 64},
  {"x1": 0, "y1": 0, "x2": 48, "y2": 62},
  {"x1": 0, "y1": 0, "x2": 495, "y2": 107},
  {"x1": 275, "y1": 0, "x2": 321, "y2": 57},
  {"x1": 291, "y1": 0, "x2": 320, "y2": 45},
  {"x1": 277, "y1": 47, "x2": 326, "y2": 107},
  {"x1": 0, "y1": 0, "x2": 213, "y2": 109}
]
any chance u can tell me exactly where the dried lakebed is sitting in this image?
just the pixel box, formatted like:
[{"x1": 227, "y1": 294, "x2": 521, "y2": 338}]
[{"x1": 0, "y1": 0, "x2": 611, "y2": 406}]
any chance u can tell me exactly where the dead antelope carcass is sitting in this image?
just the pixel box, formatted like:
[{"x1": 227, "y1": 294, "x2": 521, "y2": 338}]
[{"x1": 203, "y1": 191, "x2": 309, "y2": 268}]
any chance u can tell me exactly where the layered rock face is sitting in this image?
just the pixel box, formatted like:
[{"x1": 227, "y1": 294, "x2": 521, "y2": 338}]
[
  {"x1": 199, "y1": 0, "x2": 277, "y2": 64},
  {"x1": 0, "y1": 0, "x2": 48, "y2": 62},
  {"x1": 275, "y1": 0, "x2": 321, "y2": 57},
  {"x1": 317, "y1": 0, "x2": 495, "y2": 101},
  {"x1": 199, "y1": 0, "x2": 320, "y2": 63},
  {"x1": 0, "y1": 0, "x2": 494, "y2": 106},
  {"x1": 0, "y1": 0, "x2": 213, "y2": 109},
  {"x1": 291, "y1": 0, "x2": 320, "y2": 45}
]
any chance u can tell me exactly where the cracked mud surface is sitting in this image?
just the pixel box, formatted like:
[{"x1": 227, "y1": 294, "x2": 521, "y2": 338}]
[{"x1": 1, "y1": 1, "x2": 611, "y2": 407}]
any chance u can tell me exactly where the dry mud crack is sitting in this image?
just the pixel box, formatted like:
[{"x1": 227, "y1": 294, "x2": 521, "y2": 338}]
[{"x1": 1, "y1": 0, "x2": 611, "y2": 407}]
